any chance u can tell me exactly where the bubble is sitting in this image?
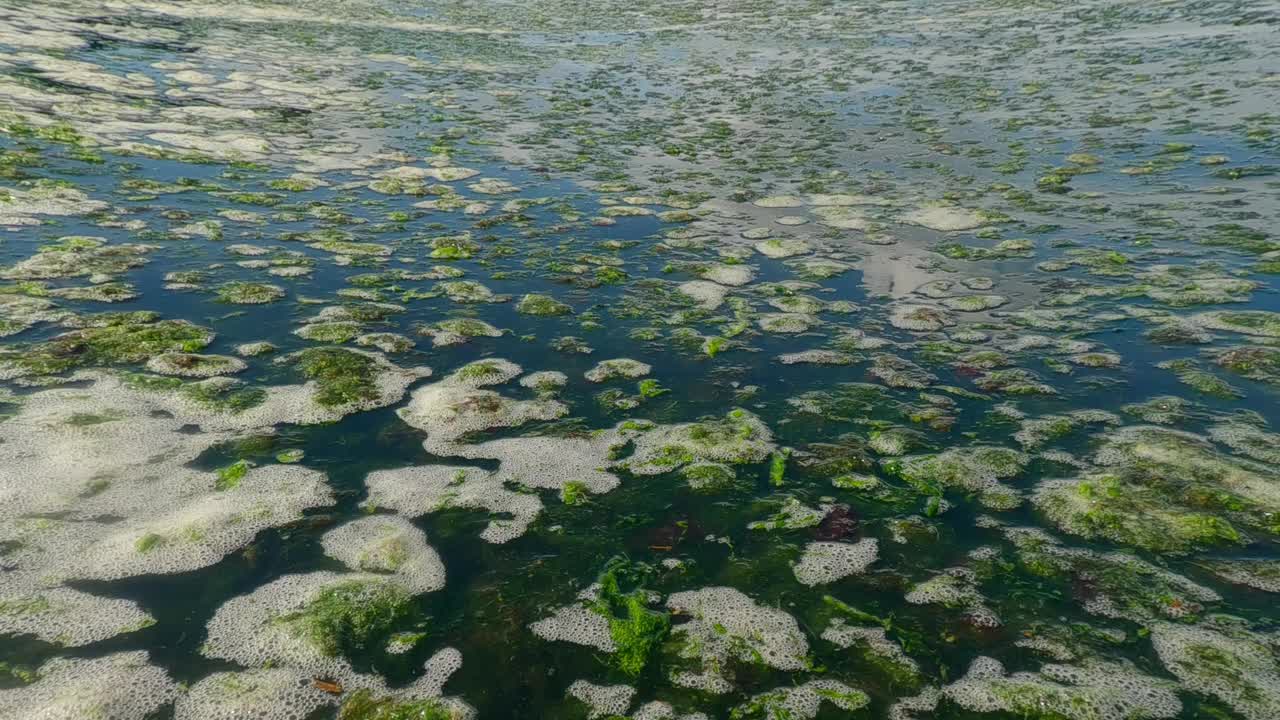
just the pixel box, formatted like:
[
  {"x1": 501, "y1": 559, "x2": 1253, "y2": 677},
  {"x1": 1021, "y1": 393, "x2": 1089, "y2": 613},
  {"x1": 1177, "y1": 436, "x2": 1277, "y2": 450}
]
[
  {"x1": 943, "y1": 656, "x2": 1181, "y2": 720},
  {"x1": 666, "y1": 586, "x2": 809, "y2": 691},
  {"x1": 397, "y1": 359, "x2": 566, "y2": 446},
  {"x1": 793, "y1": 539, "x2": 879, "y2": 586},
  {"x1": 320, "y1": 515, "x2": 445, "y2": 594},
  {"x1": 175, "y1": 669, "x2": 332, "y2": 720},
  {"x1": 1151, "y1": 620, "x2": 1280, "y2": 720},
  {"x1": 585, "y1": 358, "x2": 652, "y2": 383},
  {"x1": 530, "y1": 604, "x2": 615, "y2": 652},
  {"x1": 0, "y1": 587, "x2": 154, "y2": 647},
  {"x1": 567, "y1": 680, "x2": 635, "y2": 719},
  {"x1": 0, "y1": 651, "x2": 179, "y2": 720},
  {"x1": 735, "y1": 680, "x2": 869, "y2": 720},
  {"x1": 905, "y1": 567, "x2": 1002, "y2": 628}
]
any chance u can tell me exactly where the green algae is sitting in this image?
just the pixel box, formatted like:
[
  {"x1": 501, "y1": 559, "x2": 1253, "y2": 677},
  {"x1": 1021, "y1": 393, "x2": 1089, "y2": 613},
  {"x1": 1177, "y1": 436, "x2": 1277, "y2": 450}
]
[
  {"x1": 2, "y1": 2, "x2": 1280, "y2": 718},
  {"x1": 296, "y1": 321, "x2": 363, "y2": 343},
  {"x1": 1034, "y1": 427, "x2": 1280, "y2": 553},
  {"x1": 590, "y1": 560, "x2": 670, "y2": 678},
  {"x1": 516, "y1": 293, "x2": 572, "y2": 316},
  {"x1": 294, "y1": 348, "x2": 380, "y2": 408},
  {"x1": 884, "y1": 446, "x2": 1027, "y2": 510},
  {"x1": 276, "y1": 580, "x2": 413, "y2": 658},
  {"x1": 122, "y1": 373, "x2": 267, "y2": 414},
  {"x1": 1159, "y1": 360, "x2": 1244, "y2": 399},
  {"x1": 215, "y1": 281, "x2": 286, "y2": 305},
  {"x1": 560, "y1": 480, "x2": 588, "y2": 506},
  {"x1": 1211, "y1": 345, "x2": 1280, "y2": 386},
  {"x1": 215, "y1": 460, "x2": 251, "y2": 491},
  {"x1": 1, "y1": 318, "x2": 213, "y2": 377},
  {"x1": 134, "y1": 532, "x2": 164, "y2": 554},
  {"x1": 338, "y1": 690, "x2": 454, "y2": 720}
]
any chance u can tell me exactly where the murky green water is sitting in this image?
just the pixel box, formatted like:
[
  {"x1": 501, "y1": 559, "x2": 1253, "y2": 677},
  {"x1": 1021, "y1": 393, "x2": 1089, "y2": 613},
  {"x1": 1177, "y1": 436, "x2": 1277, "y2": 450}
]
[{"x1": 2, "y1": 1, "x2": 1279, "y2": 719}]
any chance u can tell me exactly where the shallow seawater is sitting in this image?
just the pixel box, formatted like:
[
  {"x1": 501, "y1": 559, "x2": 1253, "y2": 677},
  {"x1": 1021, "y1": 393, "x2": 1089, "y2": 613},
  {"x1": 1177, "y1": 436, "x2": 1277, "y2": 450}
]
[{"x1": 1, "y1": 2, "x2": 1280, "y2": 719}]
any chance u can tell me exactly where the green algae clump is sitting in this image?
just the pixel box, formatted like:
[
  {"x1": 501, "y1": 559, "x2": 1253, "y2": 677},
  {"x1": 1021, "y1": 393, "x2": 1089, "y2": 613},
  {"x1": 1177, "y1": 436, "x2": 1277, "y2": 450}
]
[
  {"x1": 884, "y1": 446, "x2": 1027, "y2": 510},
  {"x1": 338, "y1": 689, "x2": 456, "y2": 720},
  {"x1": 621, "y1": 408, "x2": 774, "y2": 475},
  {"x1": 294, "y1": 348, "x2": 380, "y2": 408},
  {"x1": 276, "y1": 580, "x2": 413, "y2": 657},
  {"x1": 1033, "y1": 427, "x2": 1280, "y2": 553},
  {"x1": 516, "y1": 293, "x2": 572, "y2": 316},
  {"x1": 591, "y1": 560, "x2": 670, "y2": 677},
  {"x1": 2, "y1": 318, "x2": 214, "y2": 377},
  {"x1": 215, "y1": 281, "x2": 286, "y2": 305}
]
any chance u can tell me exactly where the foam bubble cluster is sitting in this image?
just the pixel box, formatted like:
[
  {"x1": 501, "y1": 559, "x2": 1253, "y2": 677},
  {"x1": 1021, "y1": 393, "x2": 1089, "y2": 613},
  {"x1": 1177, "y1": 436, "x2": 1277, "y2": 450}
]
[
  {"x1": 1206, "y1": 558, "x2": 1280, "y2": 593},
  {"x1": 778, "y1": 349, "x2": 855, "y2": 365},
  {"x1": 365, "y1": 464, "x2": 542, "y2": 544},
  {"x1": 1150, "y1": 620, "x2": 1280, "y2": 720},
  {"x1": 888, "y1": 687, "x2": 942, "y2": 720},
  {"x1": 889, "y1": 304, "x2": 952, "y2": 332},
  {"x1": 62, "y1": 464, "x2": 333, "y2": 582},
  {"x1": 631, "y1": 701, "x2": 709, "y2": 720},
  {"x1": 145, "y1": 352, "x2": 247, "y2": 377},
  {"x1": 0, "y1": 651, "x2": 179, "y2": 720},
  {"x1": 0, "y1": 376, "x2": 358, "y2": 652},
  {"x1": 519, "y1": 370, "x2": 568, "y2": 392},
  {"x1": 621, "y1": 408, "x2": 774, "y2": 475},
  {"x1": 678, "y1": 280, "x2": 729, "y2": 310},
  {"x1": 905, "y1": 568, "x2": 1002, "y2": 628},
  {"x1": 792, "y1": 539, "x2": 879, "y2": 586},
  {"x1": 114, "y1": 349, "x2": 430, "y2": 430},
  {"x1": 567, "y1": 679, "x2": 636, "y2": 719},
  {"x1": 0, "y1": 587, "x2": 154, "y2": 647},
  {"x1": 320, "y1": 515, "x2": 445, "y2": 594},
  {"x1": 584, "y1": 358, "x2": 652, "y2": 382},
  {"x1": 736, "y1": 680, "x2": 869, "y2": 720},
  {"x1": 530, "y1": 603, "x2": 615, "y2": 652},
  {"x1": 202, "y1": 570, "x2": 437, "y2": 689},
  {"x1": 397, "y1": 359, "x2": 566, "y2": 445},
  {"x1": 943, "y1": 656, "x2": 1181, "y2": 720},
  {"x1": 174, "y1": 669, "x2": 333, "y2": 720},
  {"x1": 667, "y1": 586, "x2": 809, "y2": 686},
  {"x1": 821, "y1": 620, "x2": 920, "y2": 677},
  {"x1": 0, "y1": 375, "x2": 232, "y2": 519}
]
